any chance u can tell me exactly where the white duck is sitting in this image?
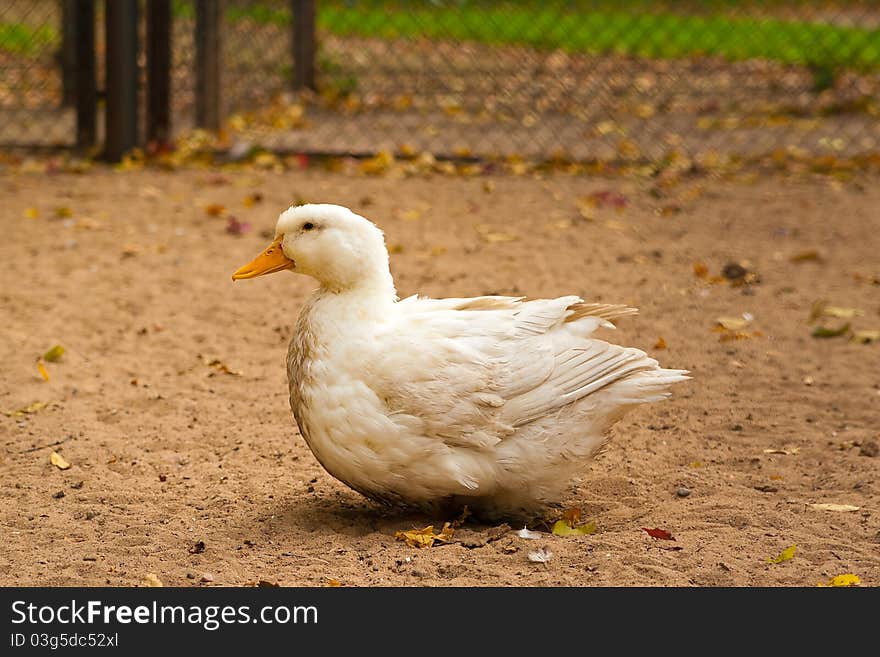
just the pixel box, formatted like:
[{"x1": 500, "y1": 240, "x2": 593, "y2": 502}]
[{"x1": 233, "y1": 204, "x2": 688, "y2": 517}]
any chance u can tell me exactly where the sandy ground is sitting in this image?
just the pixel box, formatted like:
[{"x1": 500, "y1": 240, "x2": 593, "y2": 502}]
[{"x1": 1, "y1": 163, "x2": 878, "y2": 587}]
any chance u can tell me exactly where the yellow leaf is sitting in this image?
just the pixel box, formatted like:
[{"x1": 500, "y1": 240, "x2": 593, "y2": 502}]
[
  {"x1": 24, "y1": 207, "x2": 39, "y2": 219},
  {"x1": 37, "y1": 360, "x2": 49, "y2": 382},
  {"x1": 325, "y1": 579, "x2": 342, "y2": 587},
  {"x1": 716, "y1": 317, "x2": 750, "y2": 331},
  {"x1": 54, "y1": 206, "x2": 73, "y2": 219},
  {"x1": 767, "y1": 544, "x2": 796, "y2": 564},
  {"x1": 206, "y1": 358, "x2": 242, "y2": 376},
  {"x1": 50, "y1": 451, "x2": 71, "y2": 470},
  {"x1": 763, "y1": 446, "x2": 800, "y2": 455},
  {"x1": 43, "y1": 345, "x2": 65, "y2": 362},
  {"x1": 143, "y1": 573, "x2": 163, "y2": 587},
  {"x1": 551, "y1": 519, "x2": 597, "y2": 537},
  {"x1": 808, "y1": 503, "x2": 860, "y2": 512},
  {"x1": 851, "y1": 330, "x2": 880, "y2": 344},
  {"x1": 395, "y1": 522, "x2": 454, "y2": 548},
  {"x1": 359, "y1": 150, "x2": 395, "y2": 175},
  {"x1": 204, "y1": 203, "x2": 225, "y2": 217},
  {"x1": 820, "y1": 574, "x2": 861, "y2": 587},
  {"x1": 4, "y1": 401, "x2": 49, "y2": 417},
  {"x1": 822, "y1": 306, "x2": 863, "y2": 319},
  {"x1": 654, "y1": 337, "x2": 667, "y2": 350}
]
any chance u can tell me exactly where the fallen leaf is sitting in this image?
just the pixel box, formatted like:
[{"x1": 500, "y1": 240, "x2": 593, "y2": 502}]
[
  {"x1": 24, "y1": 207, "x2": 39, "y2": 219},
  {"x1": 242, "y1": 192, "x2": 263, "y2": 208},
  {"x1": 54, "y1": 206, "x2": 73, "y2": 219},
  {"x1": 822, "y1": 306, "x2": 863, "y2": 319},
  {"x1": 808, "y1": 503, "x2": 860, "y2": 512},
  {"x1": 225, "y1": 216, "x2": 251, "y2": 236},
  {"x1": 4, "y1": 401, "x2": 49, "y2": 417},
  {"x1": 642, "y1": 527, "x2": 676, "y2": 541},
  {"x1": 716, "y1": 317, "x2": 751, "y2": 331},
  {"x1": 654, "y1": 337, "x2": 667, "y2": 350},
  {"x1": 50, "y1": 451, "x2": 71, "y2": 470},
  {"x1": 516, "y1": 527, "x2": 543, "y2": 540},
  {"x1": 763, "y1": 446, "x2": 800, "y2": 455},
  {"x1": 143, "y1": 573, "x2": 163, "y2": 587},
  {"x1": 204, "y1": 203, "x2": 225, "y2": 217},
  {"x1": 395, "y1": 523, "x2": 454, "y2": 548},
  {"x1": 43, "y1": 345, "x2": 65, "y2": 362},
  {"x1": 819, "y1": 574, "x2": 861, "y2": 587},
  {"x1": 359, "y1": 150, "x2": 395, "y2": 175},
  {"x1": 205, "y1": 358, "x2": 242, "y2": 376},
  {"x1": 552, "y1": 519, "x2": 597, "y2": 536},
  {"x1": 851, "y1": 330, "x2": 880, "y2": 344},
  {"x1": 790, "y1": 250, "x2": 822, "y2": 262},
  {"x1": 693, "y1": 262, "x2": 709, "y2": 278},
  {"x1": 37, "y1": 360, "x2": 49, "y2": 382},
  {"x1": 561, "y1": 507, "x2": 582, "y2": 525},
  {"x1": 811, "y1": 323, "x2": 850, "y2": 338},
  {"x1": 325, "y1": 579, "x2": 342, "y2": 587},
  {"x1": 527, "y1": 547, "x2": 553, "y2": 563},
  {"x1": 767, "y1": 544, "x2": 796, "y2": 564}
]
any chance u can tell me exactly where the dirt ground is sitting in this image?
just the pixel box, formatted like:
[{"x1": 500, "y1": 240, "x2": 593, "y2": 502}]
[{"x1": 1, "y1": 162, "x2": 878, "y2": 587}]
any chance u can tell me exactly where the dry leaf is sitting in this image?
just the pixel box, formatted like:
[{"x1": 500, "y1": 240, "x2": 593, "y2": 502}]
[
  {"x1": 204, "y1": 203, "x2": 226, "y2": 217},
  {"x1": 763, "y1": 446, "x2": 800, "y2": 455},
  {"x1": 50, "y1": 451, "x2": 71, "y2": 470},
  {"x1": 767, "y1": 544, "x2": 796, "y2": 564},
  {"x1": 242, "y1": 192, "x2": 263, "y2": 208},
  {"x1": 654, "y1": 337, "x2": 667, "y2": 350},
  {"x1": 808, "y1": 503, "x2": 860, "y2": 512},
  {"x1": 24, "y1": 207, "x2": 39, "y2": 219},
  {"x1": 395, "y1": 523, "x2": 454, "y2": 548},
  {"x1": 716, "y1": 317, "x2": 750, "y2": 331},
  {"x1": 561, "y1": 507, "x2": 582, "y2": 525},
  {"x1": 527, "y1": 547, "x2": 553, "y2": 563},
  {"x1": 811, "y1": 323, "x2": 850, "y2": 338},
  {"x1": 54, "y1": 206, "x2": 73, "y2": 219},
  {"x1": 851, "y1": 330, "x2": 880, "y2": 344},
  {"x1": 143, "y1": 573, "x2": 163, "y2": 587},
  {"x1": 37, "y1": 360, "x2": 49, "y2": 382},
  {"x1": 552, "y1": 519, "x2": 597, "y2": 537},
  {"x1": 4, "y1": 401, "x2": 49, "y2": 417},
  {"x1": 516, "y1": 527, "x2": 543, "y2": 540},
  {"x1": 205, "y1": 358, "x2": 242, "y2": 376},
  {"x1": 642, "y1": 527, "x2": 676, "y2": 541},
  {"x1": 43, "y1": 345, "x2": 65, "y2": 362},
  {"x1": 822, "y1": 306, "x2": 863, "y2": 319},
  {"x1": 325, "y1": 579, "x2": 342, "y2": 587},
  {"x1": 359, "y1": 151, "x2": 395, "y2": 175},
  {"x1": 693, "y1": 262, "x2": 709, "y2": 278},
  {"x1": 819, "y1": 574, "x2": 861, "y2": 587},
  {"x1": 790, "y1": 250, "x2": 822, "y2": 263}
]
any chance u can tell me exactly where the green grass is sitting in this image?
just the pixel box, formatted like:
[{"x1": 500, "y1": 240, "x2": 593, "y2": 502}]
[
  {"x1": 185, "y1": 0, "x2": 880, "y2": 70},
  {"x1": 0, "y1": 23, "x2": 58, "y2": 55}
]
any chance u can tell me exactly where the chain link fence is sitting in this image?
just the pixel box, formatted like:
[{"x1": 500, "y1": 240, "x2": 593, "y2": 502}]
[{"x1": 2, "y1": 0, "x2": 879, "y2": 162}]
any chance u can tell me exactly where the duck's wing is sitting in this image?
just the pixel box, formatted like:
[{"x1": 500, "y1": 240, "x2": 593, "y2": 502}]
[{"x1": 377, "y1": 296, "x2": 686, "y2": 451}]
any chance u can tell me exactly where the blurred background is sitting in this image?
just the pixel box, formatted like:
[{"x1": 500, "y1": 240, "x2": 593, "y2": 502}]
[{"x1": 1, "y1": 0, "x2": 879, "y2": 163}]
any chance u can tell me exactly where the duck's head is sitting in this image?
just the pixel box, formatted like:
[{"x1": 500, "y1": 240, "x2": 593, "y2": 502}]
[{"x1": 232, "y1": 204, "x2": 393, "y2": 294}]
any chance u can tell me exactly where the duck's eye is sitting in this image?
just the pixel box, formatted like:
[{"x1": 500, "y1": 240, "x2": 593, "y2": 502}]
[{"x1": 302, "y1": 222, "x2": 315, "y2": 231}]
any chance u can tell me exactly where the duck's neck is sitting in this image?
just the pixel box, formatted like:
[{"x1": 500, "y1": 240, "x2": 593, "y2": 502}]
[{"x1": 317, "y1": 266, "x2": 397, "y2": 305}]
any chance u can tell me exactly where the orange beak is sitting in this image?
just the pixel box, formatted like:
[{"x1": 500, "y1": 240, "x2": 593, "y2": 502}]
[{"x1": 232, "y1": 236, "x2": 295, "y2": 280}]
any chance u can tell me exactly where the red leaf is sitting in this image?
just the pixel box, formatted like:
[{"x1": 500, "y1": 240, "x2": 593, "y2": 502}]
[
  {"x1": 225, "y1": 216, "x2": 252, "y2": 236},
  {"x1": 642, "y1": 527, "x2": 676, "y2": 541}
]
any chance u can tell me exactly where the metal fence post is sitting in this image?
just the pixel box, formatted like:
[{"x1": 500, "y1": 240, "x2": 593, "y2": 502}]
[
  {"x1": 292, "y1": 0, "x2": 317, "y2": 91},
  {"x1": 195, "y1": 0, "x2": 222, "y2": 131},
  {"x1": 104, "y1": 0, "x2": 140, "y2": 161},
  {"x1": 74, "y1": 0, "x2": 96, "y2": 151},
  {"x1": 147, "y1": 0, "x2": 172, "y2": 147}
]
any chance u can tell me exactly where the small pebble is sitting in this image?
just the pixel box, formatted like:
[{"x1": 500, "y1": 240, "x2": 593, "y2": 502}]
[
  {"x1": 675, "y1": 486, "x2": 691, "y2": 498},
  {"x1": 186, "y1": 573, "x2": 195, "y2": 579},
  {"x1": 200, "y1": 573, "x2": 214, "y2": 583},
  {"x1": 82, "y1": 556, "x2": 97, "y2": 562},
  {"x1": 731, "y1": 424, "x2": 743, "y2": 431},
  {"x1": 52, "y1": 490, "x2": 65, "y2": 499},
  {"x1": 70, "y1": 480, "x2": 84, "y2": 490}
]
